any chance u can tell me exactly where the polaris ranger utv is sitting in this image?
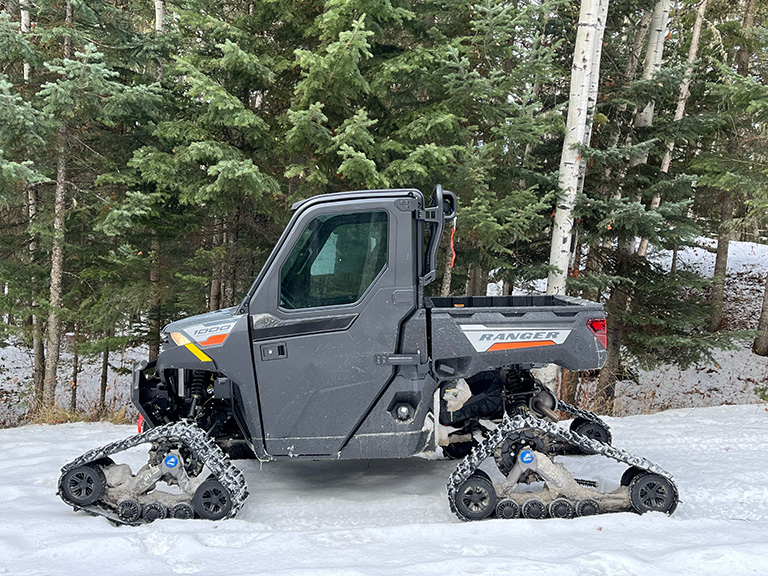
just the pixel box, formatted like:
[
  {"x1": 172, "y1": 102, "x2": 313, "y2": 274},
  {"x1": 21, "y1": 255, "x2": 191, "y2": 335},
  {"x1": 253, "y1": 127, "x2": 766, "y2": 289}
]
[{"x1": 58, "y1": 186, "x2": 678, "y2": 524}]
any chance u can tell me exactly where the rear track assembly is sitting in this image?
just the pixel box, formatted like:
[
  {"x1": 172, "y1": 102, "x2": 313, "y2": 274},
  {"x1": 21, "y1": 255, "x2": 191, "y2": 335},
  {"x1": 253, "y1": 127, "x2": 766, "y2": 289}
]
[{"x1": 447, "y1": 415, "x2": 678, "y2": 521}]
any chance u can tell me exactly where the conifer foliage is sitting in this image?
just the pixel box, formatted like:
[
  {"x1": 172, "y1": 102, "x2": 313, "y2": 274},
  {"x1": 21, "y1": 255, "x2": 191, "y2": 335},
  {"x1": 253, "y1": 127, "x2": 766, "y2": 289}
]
[{"x1": 0, "y1": 0, "x2": 766, "y2": 417}]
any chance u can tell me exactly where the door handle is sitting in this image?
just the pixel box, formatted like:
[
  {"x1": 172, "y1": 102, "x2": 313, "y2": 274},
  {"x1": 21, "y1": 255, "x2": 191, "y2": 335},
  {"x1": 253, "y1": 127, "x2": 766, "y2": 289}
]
[{"x1": 260, "y1": 342, "x2": 287, "y2": 361}]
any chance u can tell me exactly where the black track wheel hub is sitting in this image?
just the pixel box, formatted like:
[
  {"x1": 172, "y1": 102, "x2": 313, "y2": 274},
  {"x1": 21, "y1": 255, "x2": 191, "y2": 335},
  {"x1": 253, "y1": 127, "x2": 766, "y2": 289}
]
[
  {"x1": 171, "y1": 503, "x2": 195, "y2": 519},
  {"x1": 549, "y1": 498, "x2": 575, "y2": 519},
  {"x1": 576, "y1": 498, "x2": 600, "y2": 517},
  {"x1": 61, "y1": 465, "x2": 106, "y2": 506},
  {"x1": 629, "y1": 473, "x2": 678, "y2": 515},
  {"x1": 117, "y1": 499, "x2": 142, "y2": 523},
  {"x1": 143, "y1": 502, "x2": 168, "y2": 522},
  {"x1": 454, "y1": 473, "x2": 497, "y2": 520},
  {"x1": 522, "y1": 499, "x2": 547, "y2": 519},
  {"x1": 193, "y1": 479, "x2": 233, "y2": 520},
  {"x1": 570, "y1": 418, "x2": 612, "y2": 453},
  {"x1": 495, "y1": 499, "x2": 520, "y2": 519}
]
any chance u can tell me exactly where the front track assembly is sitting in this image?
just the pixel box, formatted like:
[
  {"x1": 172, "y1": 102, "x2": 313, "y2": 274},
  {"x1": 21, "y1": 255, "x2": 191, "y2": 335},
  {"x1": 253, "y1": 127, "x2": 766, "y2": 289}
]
[
  {"x1": 447, "y1": 415, "x2": 678, "y2": 521},
  {"x1": 58, "y1": 421, "x2": 248, "y2": 525}
]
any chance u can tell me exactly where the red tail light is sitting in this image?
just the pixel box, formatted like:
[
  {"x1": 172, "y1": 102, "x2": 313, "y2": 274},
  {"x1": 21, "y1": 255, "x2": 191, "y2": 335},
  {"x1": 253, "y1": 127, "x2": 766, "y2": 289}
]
[
  {"x1": 588, "y1": 318, "x2": 607, "y2": 349},
  {"x1": 138, "y1": 414, "x2": 144, "y2": 434}
]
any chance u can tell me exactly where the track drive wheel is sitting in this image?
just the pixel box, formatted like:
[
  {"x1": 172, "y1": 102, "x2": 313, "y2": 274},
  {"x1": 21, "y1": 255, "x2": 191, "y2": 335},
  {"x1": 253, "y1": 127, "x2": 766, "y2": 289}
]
[
  {"x1": 454, "y1": 473, "x2": 497, "y2": 520},
  {"x1": 494, "y1": 431, "x2": 546, "y2": 476},
  {"x1": 61, "y1": 465, "x2": 106, "y2": 506},
  {"x1": 194, "y1": 479, "x2": 233, "y2": 520},
  {"x1": 629, "y1": 473, "x2": 678, "y2": 515}
]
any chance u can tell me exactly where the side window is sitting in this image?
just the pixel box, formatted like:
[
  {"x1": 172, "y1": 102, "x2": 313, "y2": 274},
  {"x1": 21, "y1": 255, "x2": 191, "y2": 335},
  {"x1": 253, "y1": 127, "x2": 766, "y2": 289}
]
[{"x1": 280, "y1": 210, "x2": 389, "y2": 309}]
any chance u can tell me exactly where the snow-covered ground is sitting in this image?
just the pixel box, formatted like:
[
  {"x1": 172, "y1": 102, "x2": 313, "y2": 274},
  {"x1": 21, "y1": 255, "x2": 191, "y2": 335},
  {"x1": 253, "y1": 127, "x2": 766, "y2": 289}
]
[{"x1": 0, "y1": 404, "x2": 766, "y2": 575}]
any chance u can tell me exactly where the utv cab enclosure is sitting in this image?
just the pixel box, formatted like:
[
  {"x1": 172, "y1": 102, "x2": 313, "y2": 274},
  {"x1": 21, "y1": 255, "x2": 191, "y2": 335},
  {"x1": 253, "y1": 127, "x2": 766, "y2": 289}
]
[{"x1": 132, "y1": 186, "x2": 607, "y2": 461}]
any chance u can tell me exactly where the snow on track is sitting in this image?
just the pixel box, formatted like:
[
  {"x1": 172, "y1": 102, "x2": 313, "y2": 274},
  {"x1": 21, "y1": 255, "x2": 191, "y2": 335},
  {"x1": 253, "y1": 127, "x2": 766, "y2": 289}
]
[{"x1": 1, "y1": 405, "x2": 767, "y2": 576}]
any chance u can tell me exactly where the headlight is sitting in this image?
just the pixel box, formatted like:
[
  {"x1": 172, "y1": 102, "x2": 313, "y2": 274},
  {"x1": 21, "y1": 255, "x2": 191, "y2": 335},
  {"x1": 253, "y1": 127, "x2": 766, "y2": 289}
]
[{"x1": 169, "y1": 332, "x2": 191, "y2": 346}]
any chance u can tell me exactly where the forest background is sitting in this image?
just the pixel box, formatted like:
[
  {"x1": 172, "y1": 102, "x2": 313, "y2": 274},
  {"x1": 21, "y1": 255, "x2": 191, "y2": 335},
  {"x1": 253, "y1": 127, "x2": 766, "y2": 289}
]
[{"x1": 0, "y1": 0, "x2": 767, "y2": 424}]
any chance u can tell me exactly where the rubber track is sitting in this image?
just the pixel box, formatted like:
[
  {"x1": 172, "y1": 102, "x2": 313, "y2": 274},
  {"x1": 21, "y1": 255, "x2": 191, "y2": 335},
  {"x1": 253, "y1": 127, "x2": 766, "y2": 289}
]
[
  {"x1": 446, "y1": 414, "x2": 678, "y2": 521},
  {"x1": 57, "y1": 421, "x2": 249, "y2": 525}
]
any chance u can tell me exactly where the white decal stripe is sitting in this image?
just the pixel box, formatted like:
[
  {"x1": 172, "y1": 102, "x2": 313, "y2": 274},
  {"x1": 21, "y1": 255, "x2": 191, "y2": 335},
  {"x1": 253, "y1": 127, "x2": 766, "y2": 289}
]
[{"x1": 459, "y1": 325, "x2": 572, "y2": 352}]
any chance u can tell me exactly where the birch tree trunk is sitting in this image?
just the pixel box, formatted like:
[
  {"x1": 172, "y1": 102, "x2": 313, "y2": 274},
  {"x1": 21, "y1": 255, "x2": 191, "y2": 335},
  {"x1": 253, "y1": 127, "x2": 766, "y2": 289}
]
[
  {"x1": 154, "y1": 0, "x2": 165, "y2": 32},
  {"x1": 708, "y1": 194, "x2": 733, "y2": 332},
  {"x1": 440, "y1": 242, "x2": 453, "y2": 297},
  {"x1": 20, "y1": 0, "x2": 31, "y2": 80},
  {"x1": 148, "y1": 238, "x2": 161, "y2": 361},
  {"x1": 210, "y1": 217, "x2": 222, "y2": 311},
  {"x1": 629, "y1": 0, "x2": 671, "y2": 167},
  {"x1": 42, "y1": 1, "x2": 73, "y2": 407},
  {"x1": 709, "y1": 0, "x2": 755, "y2": 332},
  {"x1": 21, "y1": 0, "x2": 44, "y2": 404},
  {"x1": 582, "y1": 0, "x2": 610, "y2": 156},
  {"x1": 99, "y1": 341, "x2": 109, "y2": 415},
  {"x1": 754, "y1": 273, "x2": 768, "y2": 356},
  {"x1": 153, "y1": 0, "x2": 166, "y2": 80},
  {"x1": 637, "y1": 0, "x2": 708, "y2": 257},
  {"x1": 546, "y1": 0, "x2": 609, "y2": 295},
  {"x1": 148, "y1": 0, "x2": 166, "y2": 359}
]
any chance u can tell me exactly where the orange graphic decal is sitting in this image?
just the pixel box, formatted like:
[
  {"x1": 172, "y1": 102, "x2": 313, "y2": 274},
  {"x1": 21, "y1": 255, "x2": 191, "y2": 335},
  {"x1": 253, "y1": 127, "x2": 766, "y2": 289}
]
[
  {"x1": 198, "y1": 333, "x2": 228, "y2": 347},
  {"x1": 487, "y1": 340, "x2": 556, "y2": 351}
]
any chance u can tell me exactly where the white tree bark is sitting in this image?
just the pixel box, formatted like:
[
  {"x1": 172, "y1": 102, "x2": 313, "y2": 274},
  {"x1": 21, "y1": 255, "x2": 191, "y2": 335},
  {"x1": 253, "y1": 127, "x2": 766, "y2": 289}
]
[
  {"x1": 630, "y1": 0, "x2": 672, "y2": 166},
  {"x1": 21, "y1": 0, "x2": 43, "y2": 400},
  {"x1": 20, "y1": 0, "x2": 31, "y2": 80},
  {"x1": 154, "y1": 0, "x2": 166, "y2": 32},
  {"x1": 637, "y1": 0, "x2": 708, "y2": 257},
  {"x1": 583, "y1": 0, "x2": 610, "y2": 149},
  {"x1": 547, "y1": 0, "x2": 609, "y2": 295},
  {"x1": 576, "y1": 0, "x2": 611, "y2": 196}
]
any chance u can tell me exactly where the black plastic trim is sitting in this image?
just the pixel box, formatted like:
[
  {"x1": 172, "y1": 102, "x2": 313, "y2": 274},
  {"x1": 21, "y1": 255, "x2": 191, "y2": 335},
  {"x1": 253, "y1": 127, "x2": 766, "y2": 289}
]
[{"x1": 250, "y1": 314, "x2": 358, "y2": 341}]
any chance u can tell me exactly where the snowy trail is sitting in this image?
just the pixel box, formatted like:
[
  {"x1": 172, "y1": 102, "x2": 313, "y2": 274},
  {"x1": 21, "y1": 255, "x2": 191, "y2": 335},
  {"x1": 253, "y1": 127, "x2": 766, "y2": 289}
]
[{"x1": 1, "y1": 405, "x2": 767, "y2": 576}]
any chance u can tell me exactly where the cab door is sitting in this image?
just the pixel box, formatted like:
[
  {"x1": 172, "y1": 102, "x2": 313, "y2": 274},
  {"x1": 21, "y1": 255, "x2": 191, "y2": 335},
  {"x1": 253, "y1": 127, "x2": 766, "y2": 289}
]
[{"x1": 249, "y1": 197, "x2": 416, "y2": 456}]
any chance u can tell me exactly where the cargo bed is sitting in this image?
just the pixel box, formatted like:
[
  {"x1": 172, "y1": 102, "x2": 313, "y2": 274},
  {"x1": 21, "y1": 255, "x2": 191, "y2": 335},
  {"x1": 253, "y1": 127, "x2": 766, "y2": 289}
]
[{"x1": 426, "y1": 294, "x2": 607, "y2": 378}]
